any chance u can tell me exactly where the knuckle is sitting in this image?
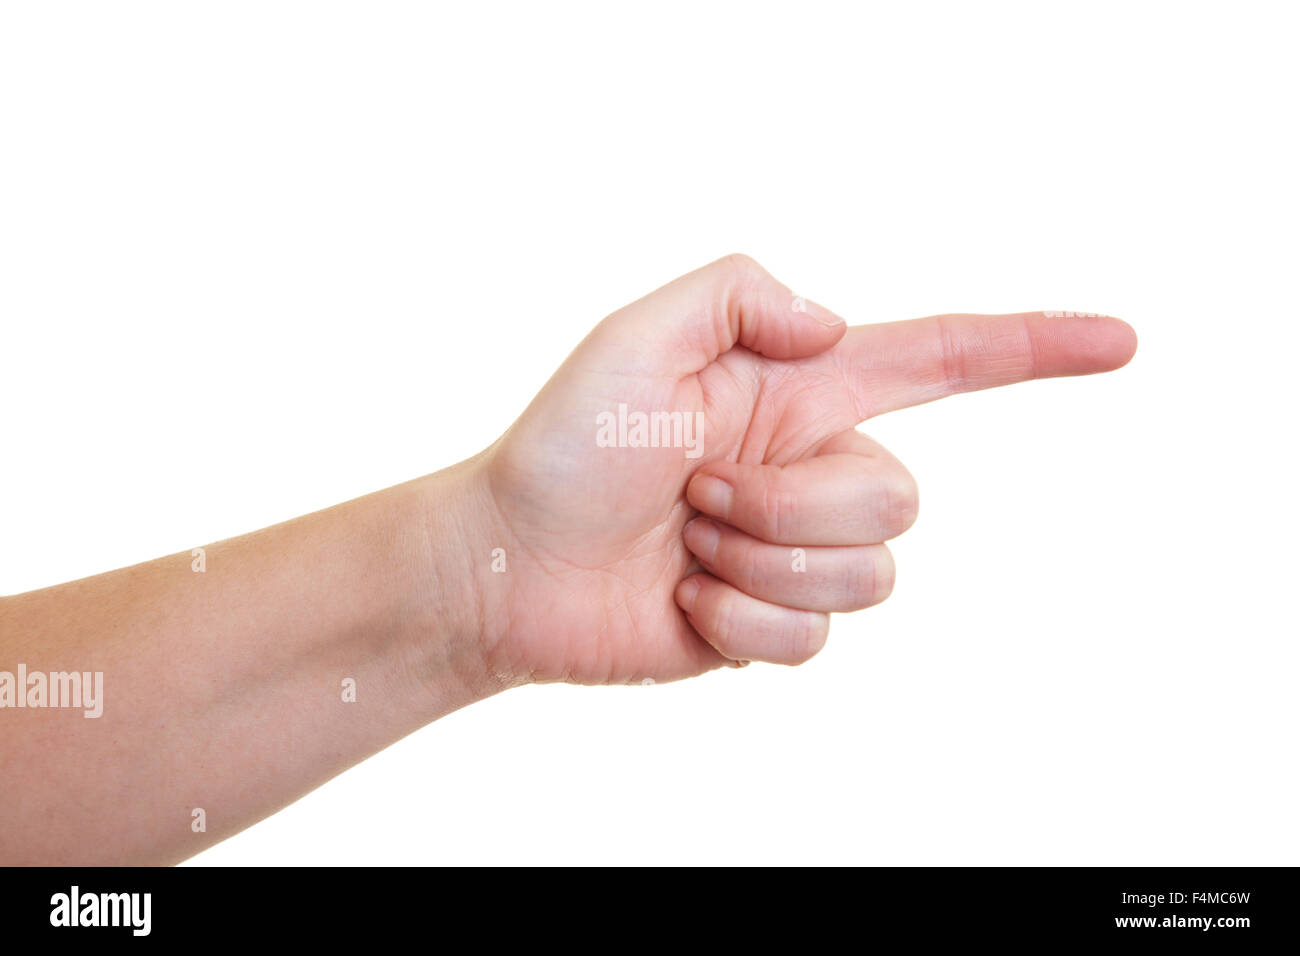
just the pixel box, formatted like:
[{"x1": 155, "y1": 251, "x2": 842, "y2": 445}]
[
  {"x1": 713, "y1": 253, "x2": 775, "y2": 307},
  {"x1": 840, "y1": 546, "x2": 894, "y2": 609},
  {"x1": 706, "y1": 589, "x2": 742, "y2": 658},
  {"x1": 785, "y1": 613, "x2": 830, "y2": 664},
  {"x1": 763, "y1": 481, "x2": 799, "y2": 542},
  {"x1": 936, "y1": 313, "x2": 968, "y2": 393},
  {"x1": 882, "y1": 467, "x2": 920, "y2": 536},
  {"x1": 734, "y1": 540, "x2": 763, "y2": 595},
  {"x1": 717, "y1": 252, "x2": 764, "y2": 278},
  {"x1": 874, "y1": 547, "x2": 897, "y2": 603},
  {"x1": 843, "y1": 555, "x2": 880, "y2": 608},
  {"x1": 707, "y1": 254, "x2": 771, "y2": 352}
]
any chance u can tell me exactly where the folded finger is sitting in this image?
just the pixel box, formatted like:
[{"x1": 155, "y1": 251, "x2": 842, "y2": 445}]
[
  {"x1": 674, "y1": 573, "x2": 829, "y2": 665},
  {"x1": 683, "y1": 517, "x2": 895, "y2": 612},
  {"x1": 686, "y1": 434, "x2": 919, "y2": 545}
]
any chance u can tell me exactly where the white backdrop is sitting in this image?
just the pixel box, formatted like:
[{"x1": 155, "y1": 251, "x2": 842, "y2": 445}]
[{"x1": 2, "y1": 1, "x2": 1296, "y2": 865}]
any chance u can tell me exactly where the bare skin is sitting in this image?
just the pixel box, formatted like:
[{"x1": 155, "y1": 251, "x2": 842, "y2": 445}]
[{"x1": 0, "y1": 255, "x2": 1137, "y2": 864}]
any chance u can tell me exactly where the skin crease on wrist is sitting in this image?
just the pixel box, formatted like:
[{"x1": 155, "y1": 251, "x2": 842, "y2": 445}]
[{"x1": 0, "y1": 255, "x2": 1137, "y2": 864}]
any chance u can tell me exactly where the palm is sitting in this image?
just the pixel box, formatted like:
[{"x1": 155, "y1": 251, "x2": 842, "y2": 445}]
[{"x1": 484, "y1": 343, "x2": 857, "y2": 684}]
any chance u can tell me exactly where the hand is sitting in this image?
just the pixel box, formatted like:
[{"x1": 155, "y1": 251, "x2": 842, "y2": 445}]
[{"x1": 465, "y1": 255, "x2": 1135, "y2": 685}]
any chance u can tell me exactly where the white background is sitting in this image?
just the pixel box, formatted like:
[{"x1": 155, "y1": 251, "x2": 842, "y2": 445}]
[{"x1": 2, "y1": 2, "x2": 1296, "y2": 865}]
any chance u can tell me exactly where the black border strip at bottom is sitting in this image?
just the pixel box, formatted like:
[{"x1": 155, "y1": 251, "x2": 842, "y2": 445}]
[{"x1": 0, "y1": 866, "x2": 1293, "y2": 945}]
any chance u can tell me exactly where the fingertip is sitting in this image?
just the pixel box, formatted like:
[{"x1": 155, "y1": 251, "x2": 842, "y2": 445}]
[
  {"x1": 1032, "y1": 311, "x2": 1139, "y2": 377},
  {"x1": 1105, "y1": 316, "x2": 1139, "y2": 370},
  {"x1": 675, "y1": 575, "x2": 703, "y2": 614},
  {"x1": 1074, "y1": 313, "x2": 1138, "y2": 373},
  {"x1": 686, "y1": 472, "x2": 734, "y2": 519},
  {"x1": 681, "y1": 517, "x2": 721, "y2": 564}
]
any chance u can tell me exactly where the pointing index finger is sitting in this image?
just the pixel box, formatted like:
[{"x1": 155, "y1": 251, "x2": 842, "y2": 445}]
[{"x1": 840, "y1": 311, "x2": 1138, "y2": 420}]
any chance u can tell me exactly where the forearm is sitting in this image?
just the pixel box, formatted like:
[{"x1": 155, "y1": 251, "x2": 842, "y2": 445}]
[{"x1": 0, "y1": 460, "x2": 502, "y2": 865}]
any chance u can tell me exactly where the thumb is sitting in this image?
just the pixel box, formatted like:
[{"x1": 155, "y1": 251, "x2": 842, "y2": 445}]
[{"x1": 580, "y1": 254, "x2": 847, "y2": 377}]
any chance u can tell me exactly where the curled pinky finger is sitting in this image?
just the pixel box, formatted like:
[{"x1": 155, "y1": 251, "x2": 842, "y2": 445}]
[{"x1": 674, "y1": 572, "x2": 829, "y2": 666}]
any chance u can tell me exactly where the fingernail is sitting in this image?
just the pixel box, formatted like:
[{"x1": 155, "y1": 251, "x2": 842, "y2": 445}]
[
  {"x1": 690, "y1": 474, "x2": 733, "y2": 518},
  {"x1": 676, "y1": 577, "x2": 701, "y2": 613},
  {"x1": 683, "y1": 517, "x2": 720, "y2": 563},
  {"x1": 810, "y1": 306, "x2": 846, "y2": 328},
  {"x1": 794, "y1": 294, "x2": 845, "y2": 327}
]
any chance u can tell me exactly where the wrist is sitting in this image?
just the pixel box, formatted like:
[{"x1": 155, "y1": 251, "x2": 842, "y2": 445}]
[{"x1": 394, "y1": 456, "x2": 519, "y2": 714}]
